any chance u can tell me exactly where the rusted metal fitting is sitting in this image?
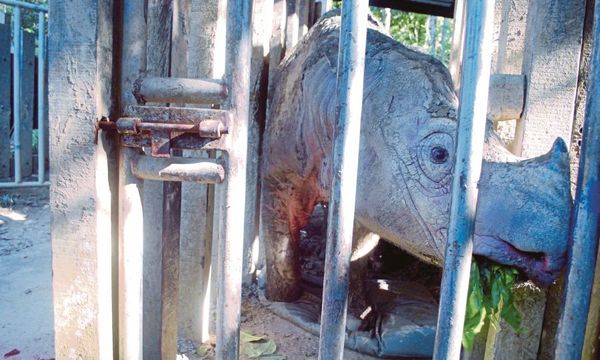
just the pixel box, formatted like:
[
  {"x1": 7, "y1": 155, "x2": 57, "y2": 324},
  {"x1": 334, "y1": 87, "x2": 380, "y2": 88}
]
[
  {"x1": 198, "y1": 120, "x2": 228, "y2": 138},
  {"x1": 116, "y1": 117, "x2": 141, "y2": 134}
]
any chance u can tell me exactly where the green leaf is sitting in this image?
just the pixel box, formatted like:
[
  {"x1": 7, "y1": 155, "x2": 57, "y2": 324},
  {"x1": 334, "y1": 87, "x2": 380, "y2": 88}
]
[
  {"x1": 241, "y1": 330, "x2": 267, "y2": 343},
  {"x1": 197, "y1": 344, "x2": 211, "y2": 357},
  {"x1": 464, "y1": 259, "x2": 527, "y2": 350},
  {"x1": 243, "y1": 339, "x2": 277, "y2": 358}
]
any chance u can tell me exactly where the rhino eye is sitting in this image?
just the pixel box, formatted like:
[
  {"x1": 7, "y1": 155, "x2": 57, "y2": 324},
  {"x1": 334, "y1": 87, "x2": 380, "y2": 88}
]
[
  {"x1": 431, "y1": 146, "x2": 449, "y2": 164},
  {"x1": 417, "y1": 132, "x2": 454, "y2": 185}
]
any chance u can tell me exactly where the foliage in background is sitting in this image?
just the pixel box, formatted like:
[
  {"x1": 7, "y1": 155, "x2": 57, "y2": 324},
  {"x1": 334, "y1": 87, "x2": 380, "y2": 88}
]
[
  {"x1": 463, "y1": 260, "x2": 524, "y2": 351},
  {"x1": 0, "y1": 0, "x2": 47, "y2": 34},
  {"x1": 333, "y1": 1, "x2": 453, "y2": 64}
]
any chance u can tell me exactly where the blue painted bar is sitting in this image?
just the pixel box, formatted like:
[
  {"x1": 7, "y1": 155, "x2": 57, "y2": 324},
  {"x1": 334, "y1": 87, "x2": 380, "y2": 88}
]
[
  {"x1": 317, "y1": 0, "x2": 369, "y2": 359},
  {"x1": 37, "y1": 11, "x2": 46, "y2": 183},
  {"x1": 554, "y1": 0, "x2": 600, "y2": 357},
  {"x1": 12, "y1": 5, "x2": 21, "y2": 183},
  {"x1": 0, "y1": 0, "x2": 48, "y2": 12},
  {"x1": 432, "y1": 0, "x2": 495, "y2": 359}
]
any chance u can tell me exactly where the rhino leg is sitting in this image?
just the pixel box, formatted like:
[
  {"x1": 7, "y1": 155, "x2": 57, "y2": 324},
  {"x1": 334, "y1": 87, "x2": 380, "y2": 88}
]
[{"x1": 262, "y1": 175, "x2": 321, "y2": 302}]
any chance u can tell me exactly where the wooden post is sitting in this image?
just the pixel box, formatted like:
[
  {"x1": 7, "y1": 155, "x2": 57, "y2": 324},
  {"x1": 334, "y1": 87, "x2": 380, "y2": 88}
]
[{"x1": 49, "y1": 0, "x2": 116, "y2": 358}]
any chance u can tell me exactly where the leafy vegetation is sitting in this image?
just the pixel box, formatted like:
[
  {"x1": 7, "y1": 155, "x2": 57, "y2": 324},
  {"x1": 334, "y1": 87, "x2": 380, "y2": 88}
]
[
  {"x1": 463, "y1": 260, "x2": 524, "y2": 351},
  {"x1": 333, "y1": 1, "x2": 453, "y2": 64}
]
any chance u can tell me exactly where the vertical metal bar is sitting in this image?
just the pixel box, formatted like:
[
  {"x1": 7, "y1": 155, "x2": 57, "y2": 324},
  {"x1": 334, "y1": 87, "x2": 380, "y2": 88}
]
[
  {"x1": 119, "y1": 1, "x2": 147, "y2": 359},
  {"x1": 0, "y1": 19, "x2": 10, "y2": 179},
  {"x1": 20, "y1": 31, "x2": 34, "y2": 178},
  {"x1": 428, "y1": 16, "x2": 437, "y2": 56},
  {"x1": 317, "y1": 0, "x2": 368, "y2": 359},
  {"x1": 441, "y1": 18, "x2": 449, "y2": 63},
  {"x1": 37, "y1": 11, "x2": 45, "y2": 183},
  {"x1": 432, "y1": 1, "x2": 495, "y2": 359},
  {"x1": 215, "y1": 0, "x2": 252, "y2": 358},
  {"x1": 159, "y1": 180, "x2": 182, "y2": 360},
  {"x1": 554, "y1": 0, "x2": 600, "y2": 356},
  {"x1": 383, "y1": 8, "x2": 391, "y2": 34},
  {"x1": 321, "y1": 0, "x2": 332, "y2": 14},
  {"x1": 12, "y1": 6, "x2": 21, "y2": 183},
  {"x1": 449, "y1": 0, "x2": 466, "y2": 90}
]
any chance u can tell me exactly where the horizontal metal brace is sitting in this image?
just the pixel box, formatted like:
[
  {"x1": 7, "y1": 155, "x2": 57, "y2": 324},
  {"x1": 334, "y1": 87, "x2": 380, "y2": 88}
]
[
  {"x1": 125, "y1": 105, "x2": 231, "y2": 125},
  {"x1": 134, "y1": 76, "x2": 228, "y2": 104},
  {"x1": 131, "y1": 155, "x2": 225, "y2": 183},
  {"x1": 121, "y1": 132, "x2": 227, "y2": 152},
  {"x1": 98, "y1": 117, "x2": 227, "y2": 138}
]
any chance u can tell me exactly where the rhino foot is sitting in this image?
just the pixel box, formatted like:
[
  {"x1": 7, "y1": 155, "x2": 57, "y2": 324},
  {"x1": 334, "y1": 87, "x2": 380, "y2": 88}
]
[{"x1": 262, "y1": 279, "x2": 438, "y2": 358}]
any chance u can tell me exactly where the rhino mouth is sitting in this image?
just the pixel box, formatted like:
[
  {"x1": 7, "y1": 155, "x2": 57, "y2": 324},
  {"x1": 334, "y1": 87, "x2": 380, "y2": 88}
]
[{"x1": 473, "y1": 235, "x2": 563, "y2": 287}]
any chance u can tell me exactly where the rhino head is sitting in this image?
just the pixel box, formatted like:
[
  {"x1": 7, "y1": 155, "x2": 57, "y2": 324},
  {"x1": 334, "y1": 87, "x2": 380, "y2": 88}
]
[{"x1": 351, "y1": 30, "x2": 572, "y2": 287}]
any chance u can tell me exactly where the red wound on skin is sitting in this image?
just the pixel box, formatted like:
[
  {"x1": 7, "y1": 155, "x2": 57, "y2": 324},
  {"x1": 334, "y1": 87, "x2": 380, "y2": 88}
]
[{"x1": 3, "y1": 349, "x2": 20, "y2": 358}]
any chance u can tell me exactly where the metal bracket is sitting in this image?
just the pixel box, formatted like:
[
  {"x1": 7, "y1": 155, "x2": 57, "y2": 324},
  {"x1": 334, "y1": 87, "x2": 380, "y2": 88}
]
[{"x1": 96, "y1": 106, "x2": 229, "y2": 157}]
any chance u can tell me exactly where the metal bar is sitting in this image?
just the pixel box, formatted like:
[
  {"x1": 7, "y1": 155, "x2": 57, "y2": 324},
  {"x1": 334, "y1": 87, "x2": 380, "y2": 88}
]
[
  {"x1": 554, "y1": 0, "x2": 600, "y2": 356},
  {"x1": 118, "y1": 1, "x2": 147, "y2": 359},
  {"x1": 0, "y1": 21, "x2": 10, "y2": 179},
  {"x1": 0, "y1": 0, "x2": 48, "y2": 12},
  {"x1": 432, "y1": 1, "x2": 495, "y2": 359},
  {"x1": 159, "y1": 179, "x2": 182, "y2": 360},
  {"x1": 131, "y1": 155, "x2": 225, "y2": 183},
  {"x1": 100, "y1": 119, "x2": 227, "y2": 138},
  {"x1": 20, "y1": 31, "x2": 34, "y2": 178},
  {"x1": 37, "y1": 12, "x2": 46, "y2": 183},
  {"x1": 215, "y1": 0, "x2": 252, "y2": 358},
  {"x1": 126, "y1": 105, "x2": 231, "y2": 125},
  {"x1": 428, "y1": 16, "x2": 437, "y2": 56},
  {"x1": 449, "y1": 0, "x2": 466, "y2": 89},
  {"x1": 135, "y1": 76, "x2": 227, "y2": 104},
  {"x1": 137, "y1": 121, "x2": 226, "y2": 137},
  {"x1": 321, "y1": 0, "x2": 333, "y2": 13},
  {"x1": 440, "y1": 17, "x2": 449, "y2": 61},
  {"x1": 12, "y1": 6, "x2": 21, "y2": 183},
  {"x1": 383, "y1": 8, "x2": 391, "y2": 33},
  {"x1": 317, "y1": 0, "x2": 369, "y2": 359},
  {"x1": 0, "y1": 181, "x2": 49, "y2": 188}
]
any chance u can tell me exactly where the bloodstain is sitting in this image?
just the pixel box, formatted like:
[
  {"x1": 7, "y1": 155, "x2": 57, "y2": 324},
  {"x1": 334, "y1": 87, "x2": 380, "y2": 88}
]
[{"x1": 3, "y1": 349, "x2": 20, "y2": 358}]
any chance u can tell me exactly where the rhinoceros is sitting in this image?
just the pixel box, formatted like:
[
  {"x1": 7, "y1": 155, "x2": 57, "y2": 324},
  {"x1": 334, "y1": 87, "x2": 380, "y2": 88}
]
[{"x1": 259, "y1": 11, "x2": 571, "y2": 356}]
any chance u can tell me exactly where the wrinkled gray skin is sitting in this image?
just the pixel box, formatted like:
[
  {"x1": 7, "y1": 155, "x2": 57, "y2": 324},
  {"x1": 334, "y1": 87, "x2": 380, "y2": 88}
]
[{"x1": 260, "y1": 13, "x2": 572, "y2": 304}]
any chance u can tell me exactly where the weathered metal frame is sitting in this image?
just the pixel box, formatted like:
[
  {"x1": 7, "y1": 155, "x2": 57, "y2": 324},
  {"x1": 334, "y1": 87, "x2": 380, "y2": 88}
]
[
  {"x1": 317, "y1": 0, "x2": 369, "y2": 358},
  {"x1": 0, "y1": 0, "x2": 48, "y2": 188},
  {"x1": 554, "y1": 0, "x2": 600, "y2": 357},
  {"x1": 114, "y1": 0, "x2": 252, "y2": 358},
  {"x1": 433, "y1": 0, "x2": 495, "y2": 359}
]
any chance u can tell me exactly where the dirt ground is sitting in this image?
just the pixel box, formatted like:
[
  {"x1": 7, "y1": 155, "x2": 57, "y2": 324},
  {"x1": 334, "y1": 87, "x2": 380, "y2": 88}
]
[
  {"x1": 0, "y1": 188, "x2": 54, "y2": 360},
  {"x1": 0, "y1": 188, "x2": 387, "y2": 360}
]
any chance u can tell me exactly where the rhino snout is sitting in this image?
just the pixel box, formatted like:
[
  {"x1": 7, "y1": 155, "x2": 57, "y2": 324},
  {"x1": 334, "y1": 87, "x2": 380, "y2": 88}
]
[{"x1": 474, "y1": 138, "x2": 572, "y2": 287}]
